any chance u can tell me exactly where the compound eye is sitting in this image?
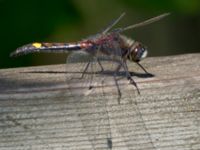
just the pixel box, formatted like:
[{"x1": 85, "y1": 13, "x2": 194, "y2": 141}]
[{"x1": 134, "y1": 45, "x2": 148, "y2": 62}]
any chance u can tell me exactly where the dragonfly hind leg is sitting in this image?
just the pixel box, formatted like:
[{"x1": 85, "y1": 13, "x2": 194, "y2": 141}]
[
  {"x1": 80, "y1": 58, "x2": 106, "y2": 91},
  {"x1": 81, "y1": 58, "x2": 105, "y2": 78}
]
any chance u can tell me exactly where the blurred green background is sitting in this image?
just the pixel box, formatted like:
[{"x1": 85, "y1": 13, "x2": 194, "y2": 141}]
[{"x1": 0, "y1": 0, "x2": 200, "y2": 69}]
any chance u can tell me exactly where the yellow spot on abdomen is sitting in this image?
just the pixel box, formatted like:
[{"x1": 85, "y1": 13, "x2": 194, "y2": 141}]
[{"x1": 32, "y1": 43, "x2": 42, "y2": 48}]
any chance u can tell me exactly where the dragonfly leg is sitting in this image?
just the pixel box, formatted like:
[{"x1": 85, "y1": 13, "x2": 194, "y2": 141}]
[
  {"x1": 121, "y1": 60, "x2": 141, "y2": 95},
  {"x1": 113, "y1": 73, "x2": 122, "y2": 104},
  {"x1": 115, "y1": 62, "x2": 122, "y2": 72},
  {"x1": 81, "y1": 61, "x2": 90, "y2": 78},
  {"x1": 97, "y1": 58, "x2": 104, "y2": 72},
  {"x1": 81, "y1": 58, "x2": 104, "y2": 90},
  {"x1": 81, "y1": 57, "x2": 104, "y2": 78},
  {"x1": 127, "y1": 76, "x2": 140, "y2": 95},
  {"x1": 136, "y1": 62, "x2": 149, "y2": 74}
]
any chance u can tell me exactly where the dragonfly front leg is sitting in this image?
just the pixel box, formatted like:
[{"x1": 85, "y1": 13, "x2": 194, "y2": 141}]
[{"x1": 136, "y1": 62, "x2": 149, "y2": 74}]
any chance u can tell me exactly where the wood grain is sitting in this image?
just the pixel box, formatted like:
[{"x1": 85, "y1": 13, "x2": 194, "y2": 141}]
[{"x1": 0, "y1": 53, "x2": 199, "y2": 150}]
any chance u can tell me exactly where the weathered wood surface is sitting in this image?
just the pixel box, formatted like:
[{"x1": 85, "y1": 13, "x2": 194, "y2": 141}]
[{"x1": 0, "y1": 53, "x2": 199, "y2": 150}]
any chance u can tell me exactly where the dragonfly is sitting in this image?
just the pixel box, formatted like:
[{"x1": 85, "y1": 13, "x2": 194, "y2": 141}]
[
  {"x1": 10, "y1": 12, "x2": 169, "y2": 102},
  {"x1": 10, "y1": 13, "x2": 170, "y2": 149}
]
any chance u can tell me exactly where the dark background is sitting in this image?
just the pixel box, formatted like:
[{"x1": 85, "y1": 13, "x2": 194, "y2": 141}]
[{"x1": 1, "y1": 0, "x2": 200, "y2": 69}]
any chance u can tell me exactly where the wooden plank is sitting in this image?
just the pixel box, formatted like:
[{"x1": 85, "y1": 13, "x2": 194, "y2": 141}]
[{"x1": 0, "y1": 53, "x2": 199, "y2": 150}]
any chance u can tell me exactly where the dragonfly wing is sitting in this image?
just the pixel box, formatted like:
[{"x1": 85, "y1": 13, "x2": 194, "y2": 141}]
[
  {"x1": 101, "y1": 12, "x2": 125, "y2": 35},
  {"x1": 65, "y1": 44, "x2": 155, "y2": 149},
  {"x1": 120, "y1": 13, "x2": 170, "y2": 32},
  {"x1": 67, "y1": 51, "x2": 93, "y2": 63},
  {"x1": 65, "y1": 51, "x2": 113, "y2": 149},
  {"x1": 94, "y1": 43, "x2": 157, "y2": 149}
]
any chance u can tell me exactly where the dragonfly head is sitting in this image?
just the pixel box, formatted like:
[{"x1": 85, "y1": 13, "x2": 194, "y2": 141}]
[{"x1": 128, "y1": 42, "x2": 148, "y2": 62}]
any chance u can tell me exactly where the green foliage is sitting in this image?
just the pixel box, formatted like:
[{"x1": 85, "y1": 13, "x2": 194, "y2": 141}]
[
  {"x1": 0, "y1": 0, "x2": 80, "y2": 68},
  {"x1": 120, "y1": 0, "x2": 200, "y2": 14},
  {"x1": 0, "y1": 0, "x2": 199, "y2": 68}
]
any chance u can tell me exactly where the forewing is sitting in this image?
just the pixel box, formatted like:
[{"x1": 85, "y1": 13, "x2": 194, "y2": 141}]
[
  {"x1": 102, "y1": 12, "x2": 125, "y2": 34},
  {"x1": 119, "y1": 13, "x2": 170, "y2": 32}
]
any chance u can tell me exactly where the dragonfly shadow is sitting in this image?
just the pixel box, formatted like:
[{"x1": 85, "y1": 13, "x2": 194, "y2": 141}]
[
  {"x1": 22, "y1": 70, "x2": 154, "y2": 79},
  {"x1": 22, "y1": 71, "x2": 68, "y2": 74},
  {"x1": 130, "y1": 71, "x2": 154, "y2": 78},
  {"x1": 97, "y1": 70, "x2": 154, "y2": 78}
]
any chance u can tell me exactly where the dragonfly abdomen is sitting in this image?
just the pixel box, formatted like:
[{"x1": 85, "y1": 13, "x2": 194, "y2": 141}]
[{"x1": 10, "y1": 42, "x2": 81, "y2": 57}]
